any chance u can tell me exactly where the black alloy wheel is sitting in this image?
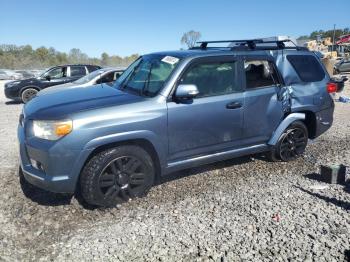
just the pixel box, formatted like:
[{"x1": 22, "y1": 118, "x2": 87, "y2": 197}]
[
  {"x1": 80, "y1": 145, "x2": 155, "y2": 207},
  {"x1": 277, "y1": 122, "x2": 308, "y2": 161}
]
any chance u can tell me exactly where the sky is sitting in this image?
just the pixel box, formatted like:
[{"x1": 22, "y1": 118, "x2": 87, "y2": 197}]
[{"x1": 1, "y1": 0, "x2": 349, "y2": 58}]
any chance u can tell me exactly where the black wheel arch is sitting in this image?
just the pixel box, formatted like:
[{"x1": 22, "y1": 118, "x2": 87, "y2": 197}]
[{"x1": 297, "y1": 110, "x2": 317, "y2": 139}]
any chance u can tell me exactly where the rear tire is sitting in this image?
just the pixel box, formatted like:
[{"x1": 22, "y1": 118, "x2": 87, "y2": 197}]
[
  {"x1": 21, "y1": 88, "x2": 38, "y2": 103},
  {"x1": 80, "y1": 145, "x2": 155, "y2": 207},
  {"x1": 268, "y1": 121, "x2": 308, "y2": 162}
]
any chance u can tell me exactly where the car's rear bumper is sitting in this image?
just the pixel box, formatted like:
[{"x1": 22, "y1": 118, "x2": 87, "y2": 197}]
[{"x1": 18, "y1": 123, "x2": 91, "y2": 193}]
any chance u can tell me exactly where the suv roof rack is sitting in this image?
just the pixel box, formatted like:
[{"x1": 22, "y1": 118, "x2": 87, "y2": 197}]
[{"x1": 192, "y1": 38, "x2": 308, "y2": 51}]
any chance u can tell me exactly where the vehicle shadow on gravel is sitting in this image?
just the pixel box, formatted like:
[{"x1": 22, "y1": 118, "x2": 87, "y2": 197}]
[
  {"x1": 19, "y1": 168, "x2": 73, "y2": 206},
  {"x1": 156, "y1": 155, "x2": 253, "y2": 185},
  {"x1": 294, "y1": 185, "x2": 350, "y2": 211},
  {"x1": 5, "y1": 101, "x2": 22, "y2": 105}
]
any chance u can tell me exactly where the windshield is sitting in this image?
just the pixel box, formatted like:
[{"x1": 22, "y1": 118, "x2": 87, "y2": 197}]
[
  {"x1": 116, "y1": 54, "x2": 181, "y2": 97},
  {"x1": 74, "y1": 69, "x2": 107, "y2": 84}
]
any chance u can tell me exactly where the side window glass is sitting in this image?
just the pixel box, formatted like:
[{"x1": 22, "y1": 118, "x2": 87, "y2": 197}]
[
  {"x1": 286, "y1": 55, "x2": 325, "y2": 82},
  {"x1": 114, "y1": 71, "x2": 122, "y2": 80},
  {"x1": 99, "y1": 72, "x2": 115, "y2": 83},
  {"x1": 180, "y1": 61, "x2": 237, "y2": 98},
  {"x1": 70, "y1": 66, "x2": 86, "y2": 77},
  {"x1": 244, "y1": 60, "x2": 278, "y2": 89},
  {"x1": 47, "y1": 67, "x2": 67, "y2": 79}
]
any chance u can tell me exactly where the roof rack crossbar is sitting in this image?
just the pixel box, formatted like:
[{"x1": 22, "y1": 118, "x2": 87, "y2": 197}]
[{"x1": 194, "y1": 38, "x2": 300, "y2": 51}]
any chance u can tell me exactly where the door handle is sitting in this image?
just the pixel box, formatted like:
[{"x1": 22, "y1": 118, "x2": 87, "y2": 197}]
[{"x1": 226, "y1": 101, "x2": 242, "y2": 109}]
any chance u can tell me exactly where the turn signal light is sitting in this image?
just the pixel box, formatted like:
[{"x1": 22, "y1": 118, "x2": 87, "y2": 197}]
[{"x1": 327, "y1": 82, "x2": 337, "y2": 93}]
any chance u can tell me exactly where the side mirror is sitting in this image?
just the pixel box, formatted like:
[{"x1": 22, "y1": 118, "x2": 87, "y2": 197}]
[
  {"x1": 175, "y1": 84, "x2": 199, "y2": 99},
  {"x1": 45, "y1": 75, "x2": 51, "y2": 81}
]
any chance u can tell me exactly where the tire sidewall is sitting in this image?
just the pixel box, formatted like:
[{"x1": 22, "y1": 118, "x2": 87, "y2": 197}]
[
  {"x1": 21, "y1": 88, "x2": 38, "y2": 103},
  {"x1": 81, "y1": 145, "x2": 155, "y2": 207},
  {"x1": 276, "y1": 121, "x2": 308, "y2": 162}
]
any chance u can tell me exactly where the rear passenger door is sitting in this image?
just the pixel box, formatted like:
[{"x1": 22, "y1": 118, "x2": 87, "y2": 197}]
[
  {"x1": 242, "y1": 57, "x2": 284, "y2": 144},
  {"x1": 167, "y1": 56, "x2": 245, "y2": 161}
]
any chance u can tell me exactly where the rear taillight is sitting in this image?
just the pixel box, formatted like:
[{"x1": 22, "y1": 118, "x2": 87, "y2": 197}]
[{"x1": 327, "y1": 82, "x2": 337, "y2": 93}]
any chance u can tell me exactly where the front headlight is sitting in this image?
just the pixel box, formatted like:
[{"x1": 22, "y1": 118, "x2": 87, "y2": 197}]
[{"x1": 33, "y1": 120, "x2": 73, "y2": 140}]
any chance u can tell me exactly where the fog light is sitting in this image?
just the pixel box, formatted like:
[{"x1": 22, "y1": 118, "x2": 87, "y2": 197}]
[{"x1": 30, "y1": 159, "x2": 43, "y2": 171}]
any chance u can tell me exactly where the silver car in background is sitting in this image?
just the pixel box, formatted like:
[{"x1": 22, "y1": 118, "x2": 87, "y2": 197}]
[
  {"x1": 45, "y1": 68, "x2": 125, "y2": 90},
  {"x1": 0, "y1": 69, "x2": 22, "y2": 80}
]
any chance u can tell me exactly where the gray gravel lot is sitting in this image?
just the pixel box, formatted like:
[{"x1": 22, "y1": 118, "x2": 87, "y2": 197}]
[{"x1": 0, "y1": 79, "x2": 349, "y2": 261}]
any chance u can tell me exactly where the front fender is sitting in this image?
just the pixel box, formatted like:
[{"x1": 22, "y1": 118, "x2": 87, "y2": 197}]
[
  {"x1": 268, "y1": 113, "x2": 305, "y2": 145},
  {"x1": 83, "y1": 130, "x2": 167, "y2": 167}
]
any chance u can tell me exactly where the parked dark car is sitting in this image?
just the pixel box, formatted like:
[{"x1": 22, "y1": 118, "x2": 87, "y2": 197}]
[
  {"x1": 4, "y1": 64, "x2": 101, "y2": 103},
  {"x1": 334, "y1": 58, "x2": 350, "y2": 74}
]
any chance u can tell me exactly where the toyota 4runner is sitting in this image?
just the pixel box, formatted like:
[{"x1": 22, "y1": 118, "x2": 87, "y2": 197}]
[{"x1": 18, "y1": 39, "x2": 338, "y2": 207}]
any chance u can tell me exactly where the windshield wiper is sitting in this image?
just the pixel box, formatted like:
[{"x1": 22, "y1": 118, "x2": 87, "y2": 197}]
[
  {"x1": 119, "y1": 63, "x2": 142, "y2": 91},
  {"x1": 141, "y1": 63, "x2": 153, "y2": 96}
]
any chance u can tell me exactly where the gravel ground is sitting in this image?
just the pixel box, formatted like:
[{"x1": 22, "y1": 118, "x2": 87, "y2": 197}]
[{"x1": 0, "y1": 79, "x2": 349, "y2": 261}]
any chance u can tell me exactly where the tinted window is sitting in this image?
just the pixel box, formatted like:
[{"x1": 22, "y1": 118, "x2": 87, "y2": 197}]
[
  {"x1": 98, "y1": 72, "x2": 115, "y2": 84},
  {"x1": 181, "y1": 61, "x2": 237, "y2": 98},
  {"x1": 245, "y1": 60, "x2": 279, "y2": 89},
  {"x1": 43, "y1": 67, "x2": 67, "y2": 79},
  {"x1": 287, "y1": 55, "x2": 325, "y2": 82},
  {"x1": 70, "y1": 66, "x2": 86, "y2": 77}
]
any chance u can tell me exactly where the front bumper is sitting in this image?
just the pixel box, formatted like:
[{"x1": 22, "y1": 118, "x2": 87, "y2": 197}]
[
  {"x1": 18, "y1": 122, "x2": 91, "y2": 193},
  {"x1": 4, "y1": 85, "x2": 20, "y2": 100}
]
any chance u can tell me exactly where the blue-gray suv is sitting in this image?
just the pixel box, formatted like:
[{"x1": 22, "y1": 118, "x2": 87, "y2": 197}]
[{"x1": 18, "y1": 39, "x2": 338, "y2": 207}]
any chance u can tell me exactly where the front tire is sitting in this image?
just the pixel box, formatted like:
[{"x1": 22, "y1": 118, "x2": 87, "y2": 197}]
[
  {"x1": 21, "y1": 88, "x2": 38, "y2": 103},
  {"x1": 268, "y1": 121, "x2": 308, "y2": 162},
  {"x1": 80, "y1": 145, "x2": 155, "y2": 207}
]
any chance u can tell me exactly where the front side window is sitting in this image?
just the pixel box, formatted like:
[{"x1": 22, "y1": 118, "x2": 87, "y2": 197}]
[
  {"x1": 42, "y1": 67, "x2": 67, "y2": 79},
  {"x1": 287, "y1": 55, "x2": 325, "y2": 82},
  {"x1": 70, "y1": 66, "x2": 86, "y2": 77},
  {"x1": 180, "y1": 61, "x2": 238, "y2": 98},
  {"x1": 97, "y1": 72, "x2": 115, "y2": 84},
  {"x1": 117, "y1": 55, "x2": 180, "y2": 97},
  {"x1": 244, "y1": 60, "x2": 279, "y2": 89}
]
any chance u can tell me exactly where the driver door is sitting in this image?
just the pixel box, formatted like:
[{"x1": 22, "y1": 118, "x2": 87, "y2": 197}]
[
  {"x1": 42, "y1": 66, "x2": 68, "y2": 87},
  {"x1": 167, "y1": 56, "x2": 244, "y2": 161}
]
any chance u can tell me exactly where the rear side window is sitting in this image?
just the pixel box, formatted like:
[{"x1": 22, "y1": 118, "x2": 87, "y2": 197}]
[
  {"x1": 244, "y1": 60, "x2": 280, "y2": 89},
  {"x1": 70, "y1": 66, "x2": 86, "y2": 77},
  {"x1": 287, "y1": 55, "x2": 325, "y2": 82},
  {"x1": 180, "y1": 61, "x2": 238, "y2": 98}
]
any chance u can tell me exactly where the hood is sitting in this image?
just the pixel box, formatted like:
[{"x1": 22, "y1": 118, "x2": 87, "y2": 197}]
[
  {"x1": 39, "y1": 82, "x2": 76, "y2": 93},
  {"x1": 24, "y1": 83, "x2": 145, "y2": 119},
  {"x1": 15, "y1": 77, "x2": 40, "y2": 86}
]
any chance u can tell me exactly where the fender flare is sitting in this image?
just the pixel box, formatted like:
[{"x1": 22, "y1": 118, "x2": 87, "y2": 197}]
[
  {"x1": 82, "y1": 130, "x2": 167, "y2": 167},
  {"x1": 268, "y1": 113, "x2": 305, "y2": 145}
]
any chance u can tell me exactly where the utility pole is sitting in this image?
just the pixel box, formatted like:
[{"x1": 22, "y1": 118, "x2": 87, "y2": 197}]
[{"x1": 332, "y1": 24, "x2": 336, "y2": 53}]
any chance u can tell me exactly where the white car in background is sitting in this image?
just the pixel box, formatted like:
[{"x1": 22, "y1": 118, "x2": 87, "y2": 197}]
[
  {"x1": 0, "y1": 69, "x2": 22, "y2": 80},
  {"x1": 45, "y1": 67, "x2": 124, "y2": 91}
]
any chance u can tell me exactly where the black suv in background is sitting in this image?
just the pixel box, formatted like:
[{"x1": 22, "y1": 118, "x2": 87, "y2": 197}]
[{"x1": 4, "y1": 64, "x2": 101, "y2": 103}]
